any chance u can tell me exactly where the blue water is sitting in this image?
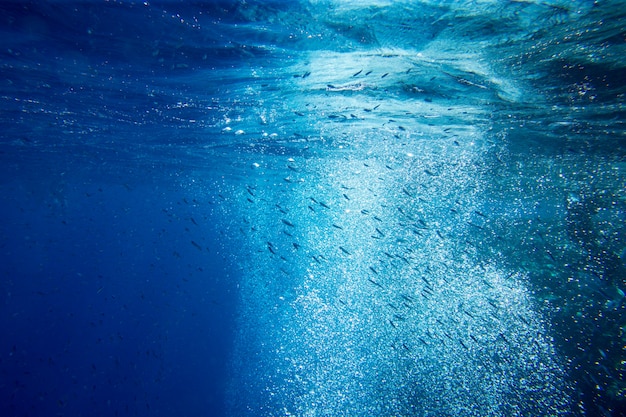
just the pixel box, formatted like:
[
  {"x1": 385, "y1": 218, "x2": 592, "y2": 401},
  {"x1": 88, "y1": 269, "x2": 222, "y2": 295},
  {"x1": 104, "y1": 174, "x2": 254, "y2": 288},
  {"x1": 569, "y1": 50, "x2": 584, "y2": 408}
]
[{"x1": 1, "y1": 1, "x2": 625, "y2": 416}]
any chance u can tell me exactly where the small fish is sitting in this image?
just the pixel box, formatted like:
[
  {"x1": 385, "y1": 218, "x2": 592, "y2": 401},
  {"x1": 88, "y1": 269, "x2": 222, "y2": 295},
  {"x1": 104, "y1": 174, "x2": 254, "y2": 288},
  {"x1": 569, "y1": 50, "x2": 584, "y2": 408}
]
[
  {"x1": 191, "y1": 241, "x2": 202, "y2": 251},
  {"x1": 352, "y1": 69, "x2": 363, "y2": 77},
  {"x1": 467, "y1": 221, "x2": 483, "y2": 229},
  {"x1": 332, "y1": 224, "x2": 344, "y2": 230},
  {"x1": 281, "y1": 219, "x2": 295, "y2": 227},
  {"x1": 365, "y1": 70, "x2": 372, "y2": 76},
  {"x1": 319, "y1": 201, "x2": 331, "y2": 209},
  {"x1": 517, "y1": 314, "x2": 530, "y2": 325},
  {"x1": 267, "y1": 243, "x2": 277, "y2": 255},
  {"x1": 369, "y1": 266, "x2": 378, "y2": 275},
  {"x1": 343, "y1": 193, "x2": 350, "y2": 200},
  {"x1": 367, "y1": 277, "x2": 383, "y2": 289},
  {"x1": 339, "y1": 246, "x2": 351, "y2": 255},
  {"x1": 381, "y1": 73, "x2": 389, "y2": 78}
]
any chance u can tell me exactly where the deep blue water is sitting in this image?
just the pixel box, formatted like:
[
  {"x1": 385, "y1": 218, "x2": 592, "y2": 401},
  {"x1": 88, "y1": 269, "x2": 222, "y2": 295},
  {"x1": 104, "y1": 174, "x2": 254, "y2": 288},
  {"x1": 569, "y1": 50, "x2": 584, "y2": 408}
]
[{"x1": 1, "y1": 1, "x2": 625, "y2": 416}]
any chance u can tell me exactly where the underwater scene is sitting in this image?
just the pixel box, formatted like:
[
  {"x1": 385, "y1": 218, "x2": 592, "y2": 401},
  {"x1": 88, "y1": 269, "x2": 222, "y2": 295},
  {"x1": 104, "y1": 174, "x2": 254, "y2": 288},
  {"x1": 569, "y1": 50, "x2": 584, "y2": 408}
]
[{"x1": 0, "y1": 1, "x2": 625, "y2": 416}]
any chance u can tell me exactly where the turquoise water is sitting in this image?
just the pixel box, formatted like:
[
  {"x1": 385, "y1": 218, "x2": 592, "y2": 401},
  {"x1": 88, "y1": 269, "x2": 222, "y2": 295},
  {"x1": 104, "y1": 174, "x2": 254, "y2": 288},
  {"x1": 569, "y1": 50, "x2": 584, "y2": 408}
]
[{"x1": 1, "y1": 1, "x2": 625, "y2": 416}]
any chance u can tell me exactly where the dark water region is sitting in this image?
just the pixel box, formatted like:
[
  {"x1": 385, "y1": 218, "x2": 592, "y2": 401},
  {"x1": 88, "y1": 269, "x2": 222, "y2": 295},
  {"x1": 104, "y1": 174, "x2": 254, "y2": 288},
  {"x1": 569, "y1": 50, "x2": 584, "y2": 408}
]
[
  {"x1": 0, "y1": 160, "x2": 238, "y2": 416},
  {"x1": 1, "y1": 1, "x2": 625, "y2": 416}
]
